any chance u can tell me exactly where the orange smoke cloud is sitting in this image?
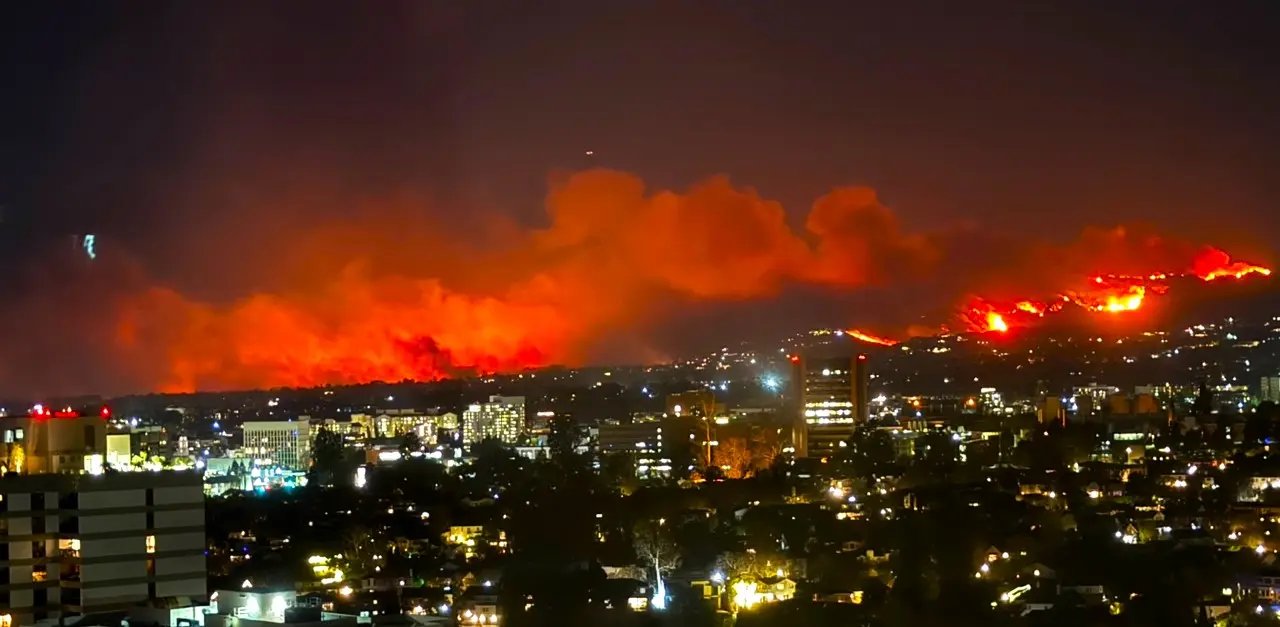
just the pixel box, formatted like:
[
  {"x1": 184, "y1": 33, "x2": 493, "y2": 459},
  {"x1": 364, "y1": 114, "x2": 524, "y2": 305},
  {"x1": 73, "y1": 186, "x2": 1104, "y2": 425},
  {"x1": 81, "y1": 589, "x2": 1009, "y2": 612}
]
[
  {"x1": 103, "y1": 170, "x2": 941, "y2": 392},
  {"x1": 4, "y1": 170, "x2": 1272, "y2": 395}
]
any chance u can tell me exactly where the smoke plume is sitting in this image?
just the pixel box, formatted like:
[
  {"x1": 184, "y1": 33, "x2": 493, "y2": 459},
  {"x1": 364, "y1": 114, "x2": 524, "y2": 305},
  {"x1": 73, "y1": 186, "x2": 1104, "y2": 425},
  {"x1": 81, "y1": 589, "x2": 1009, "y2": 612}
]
[{"x1": 0, "y1": 169, "x2": 1270, "y2": 396}]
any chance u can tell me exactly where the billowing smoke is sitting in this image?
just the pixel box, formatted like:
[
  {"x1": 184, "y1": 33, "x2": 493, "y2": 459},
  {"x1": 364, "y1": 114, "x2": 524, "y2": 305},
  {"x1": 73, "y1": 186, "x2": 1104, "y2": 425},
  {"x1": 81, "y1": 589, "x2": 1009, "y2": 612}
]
[{"x1": 0, "y1": 169, "x2": 1270, "y2": 396}]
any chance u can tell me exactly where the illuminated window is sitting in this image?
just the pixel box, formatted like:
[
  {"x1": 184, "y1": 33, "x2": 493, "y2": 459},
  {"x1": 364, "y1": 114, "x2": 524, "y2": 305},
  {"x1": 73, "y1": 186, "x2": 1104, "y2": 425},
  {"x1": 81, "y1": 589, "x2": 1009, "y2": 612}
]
[{"x1": 146, "y1": 534, "x2": 156, "y2": 554}]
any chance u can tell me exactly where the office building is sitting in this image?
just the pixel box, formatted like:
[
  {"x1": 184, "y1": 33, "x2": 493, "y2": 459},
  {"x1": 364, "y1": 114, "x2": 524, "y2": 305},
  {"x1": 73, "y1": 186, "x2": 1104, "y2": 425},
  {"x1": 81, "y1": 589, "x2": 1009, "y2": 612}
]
[
  {"x1": 1262, "y1": 376, "x2": 1280, "y2": 404},
  {"x1": 242, "y1": 420, "x2": 311, "y2": 471},
  {"x1": 598, "y1": 421, "x2": 663, "y2": 455},
  {"x1": 462, "y1": 396, "x2": 525, "y2": 445},
  {"x1": 0, "y1": 471, "x2": 206, "y2": 623},
  {"x1": 791, "y1": 350, "x2": 868, "y2": 459},
  {"x1": 1, "y1": 409, "x2": 108, "y2": 476}
]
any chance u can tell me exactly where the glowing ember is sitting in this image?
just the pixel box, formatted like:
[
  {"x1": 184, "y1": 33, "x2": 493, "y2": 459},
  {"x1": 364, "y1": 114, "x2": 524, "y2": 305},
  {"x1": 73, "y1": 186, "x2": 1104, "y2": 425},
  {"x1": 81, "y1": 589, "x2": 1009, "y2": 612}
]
[{"x1": 845, "y1": 328, "x2": 899, "y2": 346}]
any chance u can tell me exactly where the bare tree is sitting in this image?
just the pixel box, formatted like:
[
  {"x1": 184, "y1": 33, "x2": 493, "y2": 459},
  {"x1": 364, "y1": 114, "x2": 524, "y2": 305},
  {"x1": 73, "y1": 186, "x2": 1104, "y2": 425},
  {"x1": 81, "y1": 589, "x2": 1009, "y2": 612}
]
[
  {"x1": 632, "y1": 519, "x2": 680, "y2": 607},
  {"x1": 714, "y1": 437, "x2": 753, "y2": 479}
]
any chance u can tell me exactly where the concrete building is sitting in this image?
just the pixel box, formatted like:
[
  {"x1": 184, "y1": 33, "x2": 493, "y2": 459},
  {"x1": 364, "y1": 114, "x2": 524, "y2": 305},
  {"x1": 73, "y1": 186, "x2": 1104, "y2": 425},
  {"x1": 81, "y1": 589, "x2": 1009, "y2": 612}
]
[
  {"x1": 0, "y1": 471, "x2": 206, "y2": 623},
  {"x1": 242, "y1": 420, "x2": 311, "y2": 471},
  {"x1": 597, "y1": 421, "x2": 662, "y2": 455},
  {"x1": 1262, "y1": 376, "x2": 1280, "y2": 404},
  {"x1": 597, "y1": 419, "x2": 674, "y2": 477},
  {"x1": 1, "y1": 411, "x2": 108, "y2": 476},
  {"x1": 204, "y1": 588, "x2": 355, "y2": 627},
  {"x1": 462, "y1": 396, "x2": 525, "y2": 445},
  {"x1": 791, "y1": 350, "x2": 869, "y2": 458}
]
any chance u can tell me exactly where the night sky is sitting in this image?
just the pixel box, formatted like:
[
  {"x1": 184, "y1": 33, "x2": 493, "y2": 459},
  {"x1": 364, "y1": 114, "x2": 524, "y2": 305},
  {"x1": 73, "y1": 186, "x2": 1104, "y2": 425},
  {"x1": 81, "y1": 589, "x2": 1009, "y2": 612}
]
[{"x1": 2, "y1": 2, "x2": 1278, "y2": 396}]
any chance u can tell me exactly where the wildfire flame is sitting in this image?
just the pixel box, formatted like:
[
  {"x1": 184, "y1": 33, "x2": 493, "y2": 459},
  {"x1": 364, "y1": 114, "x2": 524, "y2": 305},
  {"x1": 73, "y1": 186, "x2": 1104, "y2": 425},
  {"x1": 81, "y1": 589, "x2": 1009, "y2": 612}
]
[
  {"x1": 986, "y1": 312, "x2": 1009, "y2": 333},
  {"x1": 1192, "y1": 247, "x2": 1272, "y2": 281},
  {"x1": 845, "y1": 328, "x2": 899, "y2": 346},
  {"x1": 960, "y1": 246, "x2": 1271, "y2": 333}
]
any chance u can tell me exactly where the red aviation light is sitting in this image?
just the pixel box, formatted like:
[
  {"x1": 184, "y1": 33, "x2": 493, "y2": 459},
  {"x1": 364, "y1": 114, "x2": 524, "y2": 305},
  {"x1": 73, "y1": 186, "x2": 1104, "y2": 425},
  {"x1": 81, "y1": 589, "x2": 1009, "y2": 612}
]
[{"x1": 100, "y1": 406, "x2": 112, "y2": 419}]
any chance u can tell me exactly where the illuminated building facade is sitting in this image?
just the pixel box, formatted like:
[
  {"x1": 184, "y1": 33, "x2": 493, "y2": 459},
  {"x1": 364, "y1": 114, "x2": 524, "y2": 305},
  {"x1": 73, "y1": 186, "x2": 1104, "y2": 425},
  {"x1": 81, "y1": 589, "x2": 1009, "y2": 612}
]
[
  {"x1": 597, "y1": 419, "x2": 673, "y2": 477},
  {"x1": 349, "y1": 410, "x2": 459, "y2": 444},
  {"x1": 462, "y1": 396, "x2": 525, "y2": 445},
  {"x1": 0, "y1": 471, "x2": 205, "y2": 622},
  {"x1": 0, "y1": 410, "x2": 108, "y2": 476},
  {"x1": 241, "y1": 420, "x2": 311, "y2": 471},
  {"x1": 792, "y1": 351, "x2": 868, "y2": 458},
  {"x1": 1263, "y1": 376, "x2": 1280, "y2": 404}
]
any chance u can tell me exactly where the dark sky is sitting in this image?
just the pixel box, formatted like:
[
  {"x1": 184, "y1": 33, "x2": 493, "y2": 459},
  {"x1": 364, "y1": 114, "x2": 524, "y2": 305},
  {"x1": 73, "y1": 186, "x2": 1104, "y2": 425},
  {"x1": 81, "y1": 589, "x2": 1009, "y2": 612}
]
[
  {"x1": 1, "y1": 1, "x2": 1279, "y2": 394},
  {"x1": 5, "y1": 2, "x2": 1279, "y2": 260}
]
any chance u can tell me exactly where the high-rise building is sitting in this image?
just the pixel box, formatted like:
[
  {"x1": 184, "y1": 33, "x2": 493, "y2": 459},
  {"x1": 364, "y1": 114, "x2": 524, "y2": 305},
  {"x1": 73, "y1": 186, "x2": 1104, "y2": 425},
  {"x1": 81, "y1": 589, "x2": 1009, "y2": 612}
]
[
  {"x1": 1, "y1": 409, "x2": 108, "y2": 476},
  {"x1": 1262, "y1": 376, "x2": 1280, "y2": 404},
  {"x1": 242, "y1": 420, "x2": 311, "y2": 471},
  {"x1": 462, "y1": 396, "x2": 525, "y2": 445},
  {"x1": 0, "y1": 471, "x2": 206, "y2": 622},
  {"x1": 791, "y1": 350, "x2": 868, "y2": 458}
]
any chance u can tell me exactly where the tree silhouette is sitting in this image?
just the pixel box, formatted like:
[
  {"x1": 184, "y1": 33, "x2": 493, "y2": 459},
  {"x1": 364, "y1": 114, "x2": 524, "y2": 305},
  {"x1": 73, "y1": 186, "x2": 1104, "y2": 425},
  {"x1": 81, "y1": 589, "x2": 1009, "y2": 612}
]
[{"x1": 310, "y1": 428, "x2": 345, "y2": 486}]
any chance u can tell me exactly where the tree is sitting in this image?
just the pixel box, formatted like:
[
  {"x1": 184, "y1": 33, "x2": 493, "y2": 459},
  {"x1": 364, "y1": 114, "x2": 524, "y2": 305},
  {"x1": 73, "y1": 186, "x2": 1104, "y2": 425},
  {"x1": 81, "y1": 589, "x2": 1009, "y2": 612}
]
[
  {"x1": 914, "y1": 430, "x2": 959, "y2": 478},
  {"x1": 310, "y1": 428, "x2": 345, "y2": 486},
  {"x1": 342, "y1": 524, "x2": 382, "y2": 576},
  {"x1": 1193, "y1": 380, "x2": 1214, "y2": 417},
  {"x1": 548, "y1": 414, "x2": 584, "y2": 459},
  {"x1": 844, "y1": 428, "x2": 896, "y2": 477},
  {"x1": 398, "y1": 431, "x2": 422, "y2": 455},
  {"x1": 600, "y1": 452, "x2": 639, "y2": 494},
  {"x1": 714, "y1": 437, "x2": 753, "y2": 479},
  {"x1": 750, "y1": 428, "x2": 782, "y2": 473},
  {"x1": 632, "y1": 519, "x2": 681, "y2": 607}
]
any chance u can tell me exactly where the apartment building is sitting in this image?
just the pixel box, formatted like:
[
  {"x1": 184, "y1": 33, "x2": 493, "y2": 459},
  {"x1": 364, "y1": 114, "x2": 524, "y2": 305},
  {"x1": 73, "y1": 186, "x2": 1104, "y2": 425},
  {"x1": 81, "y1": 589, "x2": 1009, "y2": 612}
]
[{"x1": 0, "y1": 471, "x2": 206, "y2": 623}]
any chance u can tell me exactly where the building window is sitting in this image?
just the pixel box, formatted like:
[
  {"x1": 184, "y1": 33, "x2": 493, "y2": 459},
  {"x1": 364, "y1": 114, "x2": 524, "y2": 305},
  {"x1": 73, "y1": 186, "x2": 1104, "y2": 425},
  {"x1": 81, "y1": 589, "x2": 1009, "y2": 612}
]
[{"x1": 146, "y1": 534, "x2": 157, "y2": 554}]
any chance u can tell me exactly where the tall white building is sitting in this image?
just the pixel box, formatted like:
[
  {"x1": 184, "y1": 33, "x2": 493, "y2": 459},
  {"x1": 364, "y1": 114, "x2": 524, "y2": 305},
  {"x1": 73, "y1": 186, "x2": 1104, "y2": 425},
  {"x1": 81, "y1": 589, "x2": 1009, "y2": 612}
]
[
  {"x1": 1263, "y1": 376, "x2": 1280, "y2": 404},
  {"x1": 462, "y1": 396, "x2": 525, "y2": 445},
  {"x1": 0, "y1": 471, "x2": 206, "y2": 623},
  {"x1": 242, "y1": 420, "x2": 311, "y2": 471}
]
